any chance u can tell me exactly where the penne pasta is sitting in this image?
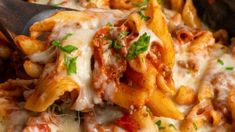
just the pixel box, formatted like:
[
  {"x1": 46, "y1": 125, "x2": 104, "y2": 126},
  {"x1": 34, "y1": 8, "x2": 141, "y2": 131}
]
[
  {"x1": 146, "y1": 0, "x2": 175, "y2": 68},
  {"x1": 175, "y1": 86, "x2": 196, "y2": 105},
  {"x1": 23, "y1": 60, "x2": 43, "y2": 78},
  {"x1": 171, "y1": 0, "x2": 184, "y2": 13},
  {"x1": 147, "y1": 89, "x2": 184, "y2": 120},
  {"x1": 14, "y1": 35, "x2": 46, "y2": 55},
  {"x1": 182, "y1": 0, "x2": 202, "y2": 28},
  {"x1": 25, "y1": 75, "x2": 80, "y2": 112}
]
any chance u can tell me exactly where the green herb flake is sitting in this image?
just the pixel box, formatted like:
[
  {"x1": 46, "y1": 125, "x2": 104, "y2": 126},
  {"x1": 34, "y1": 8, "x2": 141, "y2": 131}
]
[
  {"x1": 138, "y1": 10, "x2": 150, "y2": 21},
  {"x1": 155, "y1": 120, "x2": 161, "y2": 126},
  {"x1": 64, "y1": 55, "x2": 77, "y2": 75},
  {"x1": 106, "y1": 22, "x2": 114, "y2": 31},
  {"x1": 118, "y1": 31, "x2": 129, "y2": 40},
  {"x1": 193, "y1": 122, "x2": 198, "y2": 130},
  {"x1": 103, "y1": 35, "x2": 110, "y2": 40},
  {"x1": 217, "y1": 59, "x2": 224, "y2": 65},
  {"x1": 50, "y1": 104, "x2": 64, "y2": 114},
  {"x1": 61, "y1": 45, "x2": 78, "y2": 53},
  {"x1": 51, "y1": 33, "x2": 77, "y2": 53},
  {"x1": 51, "y1": 3, "x2": 60, "y2": 8},
  {"x1": 155, "y1": 120, "x2": 165, "y2": 130},
  {"x1": 52, "y1": 41, "x2": 77, "y2": 53},
  {"x1": 126, "y1": 32, "x2": 150, "y2": 60},
  {"x1": 51, "y1": 40, "x2": 61, "y2": 47},
  {"x1": 61, "y1": 33, "x2": 73, "y2": 41},
  {"x1": 106, "y1": 22, "x2": 113, "y2": 27},
  {"x1": 168, "y1": 124, "x2": 177, "y2": 130},
  {"x1": 225, "y1": 66, "x2": 234, "y2": 71},
  {"x1": 134, "y1": 0, "x2": 149, "y2": 8},
  {"x1": 109, "y1": 40, "x2": 124, "y2": 50}
]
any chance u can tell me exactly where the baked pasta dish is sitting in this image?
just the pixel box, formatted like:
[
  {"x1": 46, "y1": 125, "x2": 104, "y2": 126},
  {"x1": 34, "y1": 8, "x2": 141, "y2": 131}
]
[{"x1": 0, "y1": 0, "x2": 235, "y2": 131}]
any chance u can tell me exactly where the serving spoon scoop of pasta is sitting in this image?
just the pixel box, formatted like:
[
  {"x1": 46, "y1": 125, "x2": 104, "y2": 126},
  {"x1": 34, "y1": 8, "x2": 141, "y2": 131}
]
[{"x1": 0, "y1": 0, "x2": 76, "y2": 50}]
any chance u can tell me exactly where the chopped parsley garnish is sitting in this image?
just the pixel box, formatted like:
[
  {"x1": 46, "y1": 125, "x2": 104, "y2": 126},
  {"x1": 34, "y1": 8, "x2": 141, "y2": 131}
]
[
  {"x1": 52, "y1": 33, "x2": 77, "y2": 53},
  {"x1": 109, "y1": 40, "x2": 124, "y2": 50},
  {"x1": 61, "y1": 33, "x2": 73, "y2": 41},
  {"x1": 106, "y1": 22, "x2": 113, "y2": 27},
  {"x1": 126, "y1": 32, "x2": 150, "y2": 60},
  {"x1": 52, "y1": 40, "x2": 77, "y2": 53},
  {"x1": 106, "y1": 22, "x2": 114, "y2": 31},
  {"x1": 49, "y1": 104, "x2": 64, "y2": 114},
  {"x1": 216, "y1": 59, "x2": 234, "y2": 71},
  {"x1": 217, "y1": 59, "x2": 224, "y2": 65},
  {"x1": 138, "y1": 10, "x2": 150, "y2": 21},
  {"x1": 225, "y1": 66, "x2": 234, "y2": 71},
  {"x1": 64, "y1": 55, "x2": 77, "y2": 75},
  {"x1": 51, "y1": 4, "x2": 60, "y2": 8},
  {"x1": 168, "y1": 124, "x2": 177, "y2": 130},
  {"x1": 103, "y1": 35, "x2": 110, "y2": 40},
  {"x1": 193, "y1": 122, "x2": 198, "y2": 130},
  {"x1": 109, "y1": 31, "x2": 128, "y2": 50},
  {"x1": 61, "y1": 45, "x2": 78, "y2": 53},
  {"x1": 155, "y1": 120, "x2": 165, "y2": 130},
  {"x1": 106, "y1": 22, "x2": 112, "y2": 27},
  {"x1": 51, "y1": 40, "x2": 61, "y2": 46},
  {"x1": 134, "y1": 0, "x2": 149, "y2": 8},
  {"x1": 118, "y1": 31, "x2": 129, "y2": 40}
]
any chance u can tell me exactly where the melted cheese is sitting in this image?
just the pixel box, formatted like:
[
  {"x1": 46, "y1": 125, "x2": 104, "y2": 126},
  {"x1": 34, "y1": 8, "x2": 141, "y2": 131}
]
[
  {"x1": 95, "y1": 106, "x2": 123, "y2": 124},
  {"x1": 28, "y1": 46, "x2": 57, "y2": 64},
  {"x1": 59, "y1": 114, "x2": 81, "y2": 132},
  {"x1": 172, "y1": 42, "x2": 235, "y2": 131},
  {"x1": 201, "y1": 53, "x2": 235, "y2": 102},
  {"x1": 6, "y1": 111, "x2": 30, "y2": 131},
  {"x1": 48, "y1": 10, "x2": 126, "y2": 111},
  {"x1": 52, "y1": 22, "x2": 102, "y2": 111},
  {"x1": 85, "y1": 106, "x2": 124, "y2": 132},
  {"x1": 173, "y1": 44, "x2": 210, "y2": 91}
]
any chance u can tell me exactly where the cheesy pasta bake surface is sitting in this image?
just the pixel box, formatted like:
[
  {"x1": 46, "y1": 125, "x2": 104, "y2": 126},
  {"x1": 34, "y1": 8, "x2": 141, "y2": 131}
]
[{"x1": 0, "y1": 0, "x2": 235, "y2": 131}]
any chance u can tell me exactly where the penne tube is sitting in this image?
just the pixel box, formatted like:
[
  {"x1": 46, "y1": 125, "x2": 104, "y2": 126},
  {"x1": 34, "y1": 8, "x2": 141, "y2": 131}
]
[
  {"x1": 182, "y1": 0, "x2": 201, "y2": 28},
  {"x1": 175, "y1": 86, "x2": 196, "y2": 105},
  {"x1": 14, "y1": 35, "x2": 46, "y2": 55},
  {"x1": 112, "y1": 83, "x2": 148, "y2": 109},
  {"x1": 146, "y1": 0, "x2": 175, "y2": 68},
  {"x1": 25, "y1": 76, "x2": 80, "y2": 112},
  {"x1": 171, "y1": 0, "x2": 184, "y2": 13},
  {"x1": 23, "y1": 60, "x2": 43, "y2": 78},
  {"x1": 147, "y1": 89, "x2": 184, "y2": 120},
  {"x1": 188, "y1": 31, "x2": 214, "y2": 53},
  {"x1": 131, "y1": 107, "x2": 158, "y2": 132}
]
